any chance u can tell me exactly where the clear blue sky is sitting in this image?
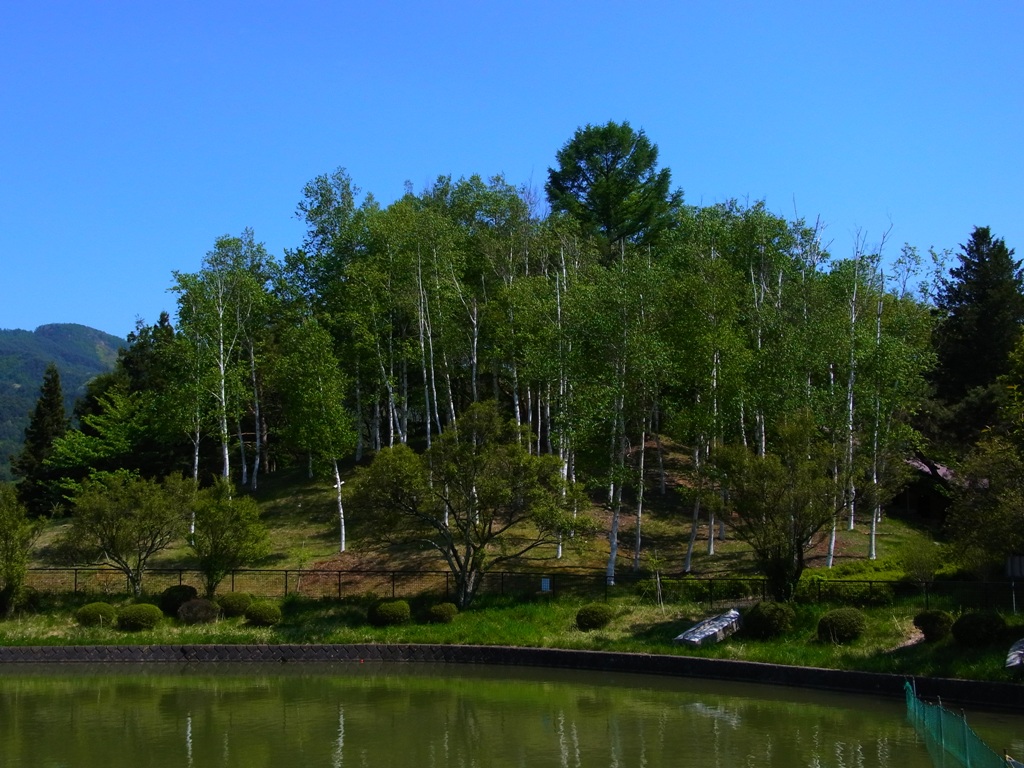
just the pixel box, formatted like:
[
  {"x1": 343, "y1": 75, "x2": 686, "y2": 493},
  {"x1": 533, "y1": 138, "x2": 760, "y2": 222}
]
[{"x1": 2, "y1": 1, "x2": 1021, "y2": 338}]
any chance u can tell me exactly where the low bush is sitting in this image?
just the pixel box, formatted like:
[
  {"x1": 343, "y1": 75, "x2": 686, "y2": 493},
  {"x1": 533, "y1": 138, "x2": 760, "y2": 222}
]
[
  {"x1": 75, "y1": 601, "x2": 117, "y2": 628},
  {"x1": 817, "y1": 607, "x2": 867, "y2": 644},
  {"x1": 951, "y1": 611, "x2": 1006, "y2": 648},
  {"x1": 576, "y1": 603, "x2": 615, "y2": 631},
  {"x1": 216, "y1": 592, "x2": 253, "y2": 618},
  {"x1": 244, "y1": 600, "x2": 282, "y2": 627},
  {"x1": 426, "y1": 602, "x2": 458, "y2": 624},
  {"x1": 369, "y1": 600, "x2": 411, "y2": 627},
  {"x1": 178, "y1": 598, "x2": 221, "y2": 625},
  {"x1": 159, "y1": 585, "x2": 199, "y2": 617},
  {"x1": 117, "y1": 603, "x2": 164, "y2": 632},
  {"x1": 743, "y1": 601, "x2": 795, "y2": 639},
  {"x1": 913, "y1": 609, "x2": 953, "y2": 642}
]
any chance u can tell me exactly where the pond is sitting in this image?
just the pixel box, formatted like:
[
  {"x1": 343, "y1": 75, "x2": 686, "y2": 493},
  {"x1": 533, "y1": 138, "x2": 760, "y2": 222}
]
[{"x1": 0, "y1": 662, "x2": 1021, "y2": 767}]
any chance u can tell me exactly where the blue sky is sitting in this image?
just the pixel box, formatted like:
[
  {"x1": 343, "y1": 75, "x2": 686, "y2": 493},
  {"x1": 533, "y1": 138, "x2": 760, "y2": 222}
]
[{"x1": 2, "y1": 1, "x2": 1021, "y2": 338}]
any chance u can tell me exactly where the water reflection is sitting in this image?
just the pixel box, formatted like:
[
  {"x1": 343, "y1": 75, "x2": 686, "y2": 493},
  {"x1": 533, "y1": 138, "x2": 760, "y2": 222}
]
[{"x1": 0, "y1": 662, "x2": 1020, "y2": 767}]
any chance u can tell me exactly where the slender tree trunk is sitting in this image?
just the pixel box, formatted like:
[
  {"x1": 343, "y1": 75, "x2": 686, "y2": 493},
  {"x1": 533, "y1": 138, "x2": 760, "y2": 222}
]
[
  {"x1": 334, "y1": 459, "x2": 346, "y2": 553},
  {"x1": 237, "y1": 420, "x2": 248, "y2": 487},
  {"x1": 632, "y1": 416, "x2": 647, "y2": 571},
  {"x1": 684, "y1": 446, "x2": 702, "y2": 573},
  {"x1": 248, "y1": 341, "x2": 261, "y2": 490}
]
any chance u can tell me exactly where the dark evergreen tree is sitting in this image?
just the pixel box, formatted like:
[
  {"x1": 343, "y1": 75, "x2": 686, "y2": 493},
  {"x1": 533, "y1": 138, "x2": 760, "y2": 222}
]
[
  {"x1": 10, "y1": 363, "x2": 68, "y2": 515},
  {"x1": 546, "y1": 120, "x2": 681, "y2": 263},
  {"x1": 934, "y1": 227, "x2": 1024, "y2": 400},
  {"x1": 928, "y1": 227, "x2": 1024, "y2": 445}
]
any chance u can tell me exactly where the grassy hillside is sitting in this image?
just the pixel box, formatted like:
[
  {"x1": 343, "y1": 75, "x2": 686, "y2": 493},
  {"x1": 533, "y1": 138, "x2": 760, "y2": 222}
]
[{"x1": 0, "y1": 323, "x2": 123, "y2": 480}]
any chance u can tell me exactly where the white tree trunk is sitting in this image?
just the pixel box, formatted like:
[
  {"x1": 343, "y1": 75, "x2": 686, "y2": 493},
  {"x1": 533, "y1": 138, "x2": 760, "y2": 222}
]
[{"x1": 334, "y1": 459, "x2": 346, "y2": 553}]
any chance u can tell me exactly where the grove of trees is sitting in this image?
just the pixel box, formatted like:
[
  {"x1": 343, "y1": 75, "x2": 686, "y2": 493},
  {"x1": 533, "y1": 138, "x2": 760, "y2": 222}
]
[{"x1": 7, "y1": 122, "x2": 1022, "y2": 604}]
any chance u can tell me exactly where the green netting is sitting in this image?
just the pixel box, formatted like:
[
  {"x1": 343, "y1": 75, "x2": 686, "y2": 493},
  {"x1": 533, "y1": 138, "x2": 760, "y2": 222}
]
[{"x1": 905, "y1": 682, "x2": 1009, "y2": 768}]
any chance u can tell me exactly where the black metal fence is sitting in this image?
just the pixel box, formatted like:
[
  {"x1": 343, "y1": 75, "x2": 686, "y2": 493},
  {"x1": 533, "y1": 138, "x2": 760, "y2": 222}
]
[{"x1": 23, "y1": 567, "x2": 1023, "y2": 613}]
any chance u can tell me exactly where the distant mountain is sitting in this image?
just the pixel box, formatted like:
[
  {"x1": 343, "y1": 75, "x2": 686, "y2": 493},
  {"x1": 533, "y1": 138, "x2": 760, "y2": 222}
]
[{"x1": 0, "y1": 324, "x2": 124, "y2": 481}]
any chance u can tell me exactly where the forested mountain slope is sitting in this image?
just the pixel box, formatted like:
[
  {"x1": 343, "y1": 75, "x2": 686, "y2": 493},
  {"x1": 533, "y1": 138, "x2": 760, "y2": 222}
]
[{"x1": 0, "y1": 324, "x2": 122, "y2": 479}]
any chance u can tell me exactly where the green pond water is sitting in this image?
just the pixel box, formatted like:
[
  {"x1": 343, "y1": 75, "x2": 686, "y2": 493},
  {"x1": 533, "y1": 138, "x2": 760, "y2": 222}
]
[{"x1": 0, "y1": 662, "x2": 1021, "y2": 767}]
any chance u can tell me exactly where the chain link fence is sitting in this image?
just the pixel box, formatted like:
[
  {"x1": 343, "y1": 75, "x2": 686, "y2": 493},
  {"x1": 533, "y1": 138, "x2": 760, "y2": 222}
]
[{"x1": 23, "y1": 567, "x2": 1022, "y2": 613}]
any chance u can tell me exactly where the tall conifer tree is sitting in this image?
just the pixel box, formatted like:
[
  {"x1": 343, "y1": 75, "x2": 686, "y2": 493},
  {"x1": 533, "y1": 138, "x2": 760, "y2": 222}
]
[
  {"x1": 934, "y1": 226, "x2": 1024, "y2": 400},
  {"x1": 11, "y1": 363, "x2": 68, "y2": 515}
]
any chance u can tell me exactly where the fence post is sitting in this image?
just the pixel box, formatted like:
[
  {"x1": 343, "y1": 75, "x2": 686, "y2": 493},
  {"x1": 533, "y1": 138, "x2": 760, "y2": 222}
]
[
  {"x1": 178, "y1": 569, "x2": 183, "y2": 586},
  {"x1": 284, "y1": 570, "x2": 289, "y2": 596},
  {"x1": 231, "y1": 571, "x2": 235, "y2": 593},
  {"x1": 74, "y1": 569, "x2": 78, "y2": 593}
]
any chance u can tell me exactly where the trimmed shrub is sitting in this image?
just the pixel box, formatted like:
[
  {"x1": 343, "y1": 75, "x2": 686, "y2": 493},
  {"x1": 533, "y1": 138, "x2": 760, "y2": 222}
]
[
  {"x1": 117, "y1": 603, "x2": 164, "y2": 632},
  {"x1": 244, "y1": 600, "x2": 282, "y2": 627},
  {"x1": 913, "y1": 609, "x2": 953, "y2": 643},
  {"x1": 817, "y1": 607, "x2": 867, "y2": 644},
  {"x1": 75, "y1": 601, "x2": 117, "y2": 628},
  {"x1": 216, "y1": 592, "x2": 253, "y2": 618},
  {"x1": 576, "y1": 603, "x2": 615, "y2": 631},
  {"x1": 426, "y1": 602, "x2": 458, "y2": 624},
  {"x1": 369, "y1": 600, "x2": 411, "y2": 627},
  {"x1": 951, "y1": 611, "x2": 1006, "y2": 648},
  {"x1": 159, "y1": 584, "x2": 199, "y2": 617},
  {"x1": 743, "y1": 601, "x2": 795, "y2": 639},
  {"x1": 178, "y1": 598, "x2": 221, "y2": 625}
]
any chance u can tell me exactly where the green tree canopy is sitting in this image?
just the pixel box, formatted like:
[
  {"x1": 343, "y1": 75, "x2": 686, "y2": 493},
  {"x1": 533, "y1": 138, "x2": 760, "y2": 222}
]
[
  {"x1": 546, "y1": 120, "x2": 681, "y2": 261},
  {"x1": 349, "y1": 401, "x2": 590, "y2": 608},
  {"x1": 0, "y1": 482, "x2": 39, "y2": 617},
  {"x1": 945, "y1": 437, "x2": 1024, "y2": 575},
  {"x1": 61, "y1": 471, "x2": 192, "y2": 597},
  {"x1": 188, "y1": 478, "x2": 270, "y2": 597},
  {"x1": 714, "y1": 412, "x2": 840, "y2": 600}
]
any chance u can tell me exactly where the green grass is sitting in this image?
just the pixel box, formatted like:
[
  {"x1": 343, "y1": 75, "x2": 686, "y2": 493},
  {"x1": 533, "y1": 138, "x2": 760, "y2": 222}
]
[
  {"x1": 3, "y1": 590, "x2": 1021, "y2": 683},
  {"x1": 13, "y1": 457, "x2": 1019, "y2": 683}
]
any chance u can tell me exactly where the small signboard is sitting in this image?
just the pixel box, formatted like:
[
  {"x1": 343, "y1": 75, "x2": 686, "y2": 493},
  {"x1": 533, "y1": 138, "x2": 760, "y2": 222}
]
[
  {"x1": 540, "y1": 577, "x2": 551, "y2": 593},
  {"x1": 1007, "y1": 556, "x2": 1024, "y2": 579}
]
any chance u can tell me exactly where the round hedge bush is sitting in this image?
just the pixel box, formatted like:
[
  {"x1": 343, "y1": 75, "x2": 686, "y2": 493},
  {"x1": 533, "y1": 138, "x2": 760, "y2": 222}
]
[
  {"x1": 244, "y1": 600, "x2": 282, "y2": 627},
  {"x1": 159, "y1": 584, "x2": 199, "y2": 617},
  {"x1": 951, "y1": 611, "x2": 1006, "y2": 648},
  {"x1": 426, "y1": 602, "x2": 458, "y2": 624},
  {"x1": 117, "y1": 603, "x2": 164, "y2": 632},
  {"x1": 913, "y1": 609, "x2": 953, "y2": 643},
  {"x1": 817, "y1": 607, "x2": 867, "y2": 644},
  {"x1": 743, "y1": 601, "x2": 795, "y2": 639},
  {"x1": 576, "y1": 603, "x2": 615, "y2": 631},
  {"x1": 75, "y1": 601, "x2": 117, "y2": 628},
  {"x1": 216, "y1": 592, "x2": 253, "y2": 618},
  {"x1": 369, "y1": 600, "x2": 411, "y2": 627},
  {"x1": 178, "y1": 598, "x2": 222, "y2": 625}
]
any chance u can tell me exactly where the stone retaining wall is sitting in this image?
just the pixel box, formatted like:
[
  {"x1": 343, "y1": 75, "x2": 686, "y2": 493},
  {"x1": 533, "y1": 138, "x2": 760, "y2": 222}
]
[{"x1": 1, "y1": 643, "x2": 1021, "y2": 711}]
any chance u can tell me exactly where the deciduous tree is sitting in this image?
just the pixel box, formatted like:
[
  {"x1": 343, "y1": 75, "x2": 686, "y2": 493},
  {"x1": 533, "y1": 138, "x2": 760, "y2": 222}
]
[
  {"x1": 0, "y1": 482, "x2": 38, "y2": 617},
  {"x1": 349, "y1": 401, "x2": 590, "y2": 608},
  {"x1": 715, "y1": 412, "x2": 839, "y2": 600},
  {"x1": 189, "y1": 478, "x2": 269, "y2": 597},
  {"x1": 61, "y1": 471, "x2": 192, "y2": 597}
]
